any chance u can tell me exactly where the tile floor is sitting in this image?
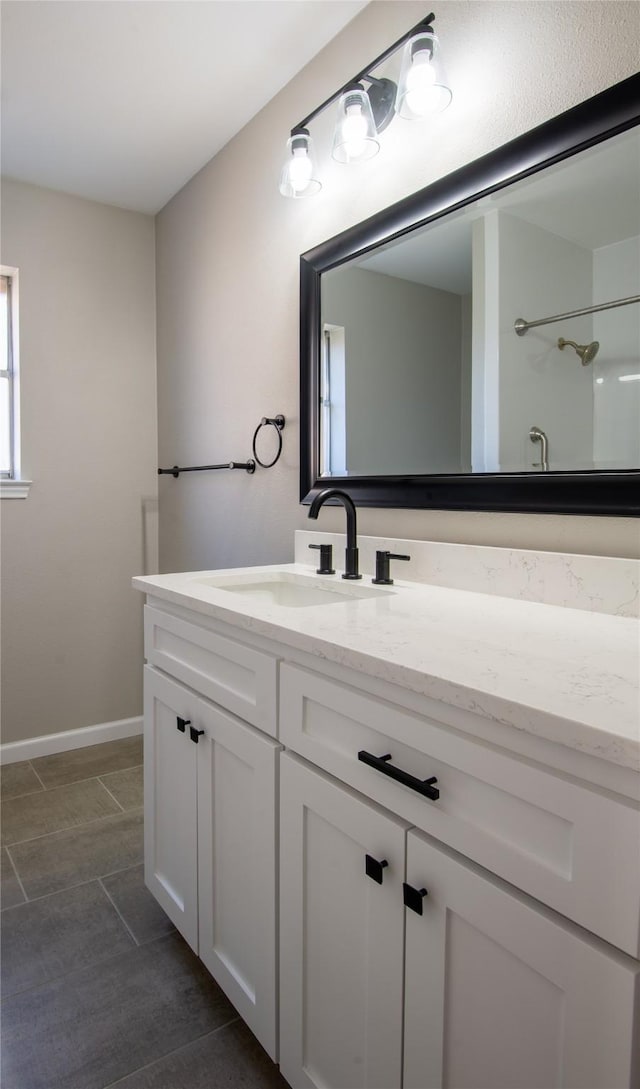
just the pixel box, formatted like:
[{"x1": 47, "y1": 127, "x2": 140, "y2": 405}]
[{"x1": 1, "y1": 737, "x2": 289, "y2": 1089}]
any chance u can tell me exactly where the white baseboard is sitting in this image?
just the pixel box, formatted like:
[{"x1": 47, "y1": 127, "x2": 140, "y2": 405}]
[{"x1": 0, "y1": 716, "x2": 143, "y2": 765}]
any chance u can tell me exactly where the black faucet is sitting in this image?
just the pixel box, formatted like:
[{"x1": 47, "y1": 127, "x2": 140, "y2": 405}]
[{"x1": 308, "y1": 488, "x2": 362, "y2": 580}]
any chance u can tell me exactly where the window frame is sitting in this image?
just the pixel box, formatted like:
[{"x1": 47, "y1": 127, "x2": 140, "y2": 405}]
[
  {"x1": 320, "y1": 323, "x2": 346, "y2": 478},
  {"x1": 1, "y1": 265, "x2": 30, "y2": 498}
]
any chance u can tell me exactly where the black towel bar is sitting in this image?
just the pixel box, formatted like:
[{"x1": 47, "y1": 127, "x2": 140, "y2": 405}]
[
  {"x1": 158, "y1": 413, "x2": 285, "y2": 478},
  {"x1": 158, "y1": 460, "x2": 256, "y2": 477}
]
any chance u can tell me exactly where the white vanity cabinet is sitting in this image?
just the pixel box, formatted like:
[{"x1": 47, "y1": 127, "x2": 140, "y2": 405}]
[
  {"x1": 279, "y1": 751, "x2": 409, "y2": 1089},
  {"x1": 403, "y1": 830, "x2": 638, "y2": 1089},
  {"x1": 280, "y1": 752, "x2": 640, "y2": 1089},
  {"x1": 143, "y1": 666, "x2": 199, "y2": 948},
  {"x1": 142, "y1": 606, "x2": 280, "y2": 1060},
  {"x1": 135, "y1": 563, "x2": 640, "y2": 1089},
  {"x1": 278, "y1": 663, "x2": 640, "y2": 958},
  {"x1": 278, "y1": 664, "x2": 640, "y2": 1089}
]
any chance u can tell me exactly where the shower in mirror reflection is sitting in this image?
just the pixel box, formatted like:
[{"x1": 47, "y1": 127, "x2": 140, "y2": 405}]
[{"x1": 557, "y1": 337, "x2": 600, "y2": 366}]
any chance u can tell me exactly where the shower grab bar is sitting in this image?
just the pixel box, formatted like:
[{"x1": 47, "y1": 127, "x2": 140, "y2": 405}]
[
  {"x1": 158, "y1": 460, "x2": 256, "y2": 478},
  {"x1": 514, "y1": 294, "x2": 640, "y2": 336}
]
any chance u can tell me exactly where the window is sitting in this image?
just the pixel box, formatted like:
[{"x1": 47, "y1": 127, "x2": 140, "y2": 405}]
[
  {"x1": 320, "y1": 323, "x2": 346, "y2": 477},
  {"x1": 0, "y1": 267, "x2": 28, "y2": 497}
]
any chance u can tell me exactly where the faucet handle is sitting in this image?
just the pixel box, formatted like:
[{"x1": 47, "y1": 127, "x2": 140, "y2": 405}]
[
  {"x1": 372, "y1": 551, "x2": 411, "y2": 585},
  {"x1": 309, "y1": 543, "x2": 335, "y2": 575}
]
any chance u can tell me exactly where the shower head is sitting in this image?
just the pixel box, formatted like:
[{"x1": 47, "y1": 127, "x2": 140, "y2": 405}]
[{"x1": 557, "y1": 336, "x2": 600, "y2": 366}]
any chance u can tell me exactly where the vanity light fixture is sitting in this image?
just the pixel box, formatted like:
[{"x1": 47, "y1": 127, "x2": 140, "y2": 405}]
[{"x1": 279, "y1": 11, "x2": 451, "y2": 197}]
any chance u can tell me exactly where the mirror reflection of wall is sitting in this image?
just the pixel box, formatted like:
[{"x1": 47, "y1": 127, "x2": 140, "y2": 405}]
[
  {"x1": 321, "y1": 260, "x2": 471, "y2": 476},
  {"x1": 318, "y1": 126, "x2": 640, "y2": 479},
  {"x1": 475, "y1": 209, "x2": 595, "y2": 473},
  {"x1": 592, "y1": 233, "x2": 640, "y2": 469}
]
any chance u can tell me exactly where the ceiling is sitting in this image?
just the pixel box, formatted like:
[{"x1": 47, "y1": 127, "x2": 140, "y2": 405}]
[
  {"x1": 355, "y1": 127, "x2": 640, "y2": 295},
  {"x1": 1, "y1": 0, "x2": 368, "y2": 214}
]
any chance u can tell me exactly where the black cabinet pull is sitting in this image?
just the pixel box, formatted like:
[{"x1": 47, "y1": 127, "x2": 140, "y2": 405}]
[
  {"x1": 358, "y1": 750, "x2": 439, "y2": 801},
  {"x1": 403, "y1": 883, "x2": 428, "y2": 914},
  {"x1": 189, "y1": 726, "x2": 205, "y2": 744},
  {"x1": 176, "y1": 717, "x2": 190, "y2": 733},
  {"x1": 365, "y1": 855, "x2": 389, "y2": 884}
]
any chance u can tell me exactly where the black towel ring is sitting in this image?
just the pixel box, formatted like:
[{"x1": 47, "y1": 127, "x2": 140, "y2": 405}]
[{"x1": 252, "y1": 414, "x2": 285, "y2": 468}]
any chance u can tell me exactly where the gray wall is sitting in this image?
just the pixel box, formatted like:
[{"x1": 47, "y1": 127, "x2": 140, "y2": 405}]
[
  {"x1": 496, "y1": 213, "x2": 594, "y2": 471},
  {"x1": 0, "y1": 180, "x2": 158, "y2": 744},
  {"x1": 322, "y1": 266, "x2": 464, "y2": 475},
  {"x1": 155, "y1": 0, "x2": 640, "y2": 570},
  {"x1": 593, "y1": 235, "x2": 640, "y2": 468}
]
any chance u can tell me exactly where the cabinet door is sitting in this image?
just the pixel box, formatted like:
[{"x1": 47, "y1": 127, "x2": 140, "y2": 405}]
[
  {"x1": 143, "y1": 666, "x2": 198, "y2": 951},
  {"x1": 279, "y1": 753, "x2": 409, "y2": 1089},
  {"x1": 404, "y1": 828, "x2": 640, "y2": 1089},
  {"x1": 197, "y1": 699, "x2": 280, "y2": 1060}
]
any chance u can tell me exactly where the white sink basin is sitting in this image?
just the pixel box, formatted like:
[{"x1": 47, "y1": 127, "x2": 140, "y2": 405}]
[{"x1": 193, "y1": 570, "x2": 392, "y2": 608}]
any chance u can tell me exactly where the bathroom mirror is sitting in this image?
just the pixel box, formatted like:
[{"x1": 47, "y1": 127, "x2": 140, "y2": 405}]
[{"x1": 300, "y1": 73, "x2": 640, "y2": 514}]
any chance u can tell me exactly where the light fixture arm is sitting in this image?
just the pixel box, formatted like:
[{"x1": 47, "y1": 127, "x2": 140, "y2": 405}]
[
  {"x1": 363, "y1": 77, "x2": 398, "y2": 133},
  {"x1": 292, "y1": 12, "x2": 436, "y2": 133}
]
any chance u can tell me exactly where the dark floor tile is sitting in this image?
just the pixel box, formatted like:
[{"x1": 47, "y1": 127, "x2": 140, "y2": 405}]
[
  {"x1": 9, "y1": 809, "x2": 144, "y2": 899},
  {"x1": 1, "y1": 932, "x2": 237, "y2": 1089},
  {"x1": 31, "y1": 736, "x2": 143, "y2": 789},
  {"x1": 105, "y1": 1019, "x2": 288, "y2": 1089},
  {"x1": 1, "y1": 777, "x2": 121, "y2": 847},
  {"x1": 0, "y1": 760, "x2": 44, "y2": 800},
  {"x1": 1, "y1": 847, "x2": 25, "y2": 909},
  {"x1": 101, "y1": 865, "x2": 174, "y2": 945},
  {"x1": 100, "y1": 765, "x2": 143, "y2": 810},
  {"x1": 1, "y1": 880, "x2": 135, "y2": 997}
]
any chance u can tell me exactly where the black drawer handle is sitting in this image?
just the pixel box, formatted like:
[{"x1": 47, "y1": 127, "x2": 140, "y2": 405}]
[
  {"x1": 189, "y1": 726, "x2": 205, "y2": 744},
  {"x1": 358, "y1": 750, "x2": 439, "y2": 801},
  {"x1": 176, "y1": 717, "x2": 190, "y2": 733}
]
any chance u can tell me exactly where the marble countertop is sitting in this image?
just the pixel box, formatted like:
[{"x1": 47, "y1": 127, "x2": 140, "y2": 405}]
[{"x1": 133, "y1": 560, "x2": 640, "y2": 774}]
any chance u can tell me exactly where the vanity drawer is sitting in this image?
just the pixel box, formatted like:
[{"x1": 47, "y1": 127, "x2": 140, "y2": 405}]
[
  {"x1": 144, "y1": 606, "x2": 278, "y2": 737},
  {"x1": 280, "y1": 663, "x2": 640, "y2": 956}
]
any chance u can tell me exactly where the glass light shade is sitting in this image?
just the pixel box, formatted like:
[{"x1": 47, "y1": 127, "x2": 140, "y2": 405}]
[
  {"x1": 279, "y1": 130, "x2": 321, "y2": 198},
  {"x1": 332, "y1": 86, "x2": 379, "y2": 164},
  {"x1": 395, "y1": 28, "x2": 452, "y2": 119}
]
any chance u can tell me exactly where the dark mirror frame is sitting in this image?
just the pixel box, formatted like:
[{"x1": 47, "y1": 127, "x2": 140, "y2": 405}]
[{"x1": 300, "y1": 72, "x2": 640, "y2": 516}]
